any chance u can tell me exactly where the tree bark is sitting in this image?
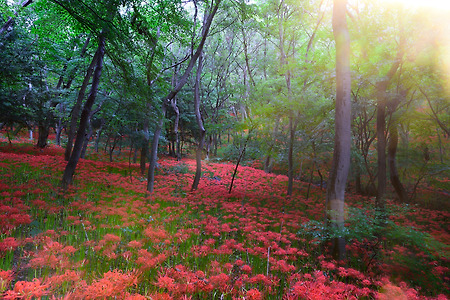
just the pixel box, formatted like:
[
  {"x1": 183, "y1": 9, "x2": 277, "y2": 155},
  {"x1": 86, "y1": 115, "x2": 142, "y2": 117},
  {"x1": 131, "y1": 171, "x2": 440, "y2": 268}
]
[
  {"x1": 36, "y1": 123, "x2": 49, "y2": 148},
  {"x1": 61, "y1": 34, "x2": 105, "y2": 189},
  {"x1": 264, "y1": 118, "x2": 279, "y2": 173},
  {"x1": 170, "y1": 66, "x2": 181, "y2": 161},
  {"x1": 80, "y1": 97, "x2": 105, "y2": 158},
  {"x1": 191, "y1": 52, "x2": 205, "y2": 191},
  {"x1": 229, "y1": 130, "x2": 253, "y2": 194},
  {"x1": 140, "y1": 119, "x2": 149, "y2": 176},
  {"x1": 287, "y1": 113, "x2": 299, "y2": 196},
  {"x1": 326, "y1": 0, "x2": 351, "y2": 260},
  {"x1": 94, "y1": 119, "x2": 104, "y2": 152},
  {"x1": 376, "y1": 87, "x2": 387, "y2": 206},
  {"x1": 388, "y1": 123, "x2": 408, "y2": 202},
  {"x1": 146, "y1": 104, "x2": 166, "y2": 193},
  {"x1": 64, "y1": 49, "x2": 99, "y2": 161},
  {"x1": 80, "y1": 119, "x2": 93, "y2": 159}
]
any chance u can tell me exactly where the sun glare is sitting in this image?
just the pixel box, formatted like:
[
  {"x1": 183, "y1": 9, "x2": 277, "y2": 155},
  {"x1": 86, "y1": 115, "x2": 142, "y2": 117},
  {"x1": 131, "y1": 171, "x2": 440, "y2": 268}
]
[{"x1": 378, "y1": 0, "x2": 450, "y2": 11}]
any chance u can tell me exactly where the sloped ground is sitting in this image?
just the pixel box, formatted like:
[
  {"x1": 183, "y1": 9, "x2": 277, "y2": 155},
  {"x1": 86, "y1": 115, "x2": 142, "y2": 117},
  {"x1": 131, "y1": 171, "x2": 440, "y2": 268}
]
[{"x1": 0, "y1": 136, "x2": 449, "y2": 299}]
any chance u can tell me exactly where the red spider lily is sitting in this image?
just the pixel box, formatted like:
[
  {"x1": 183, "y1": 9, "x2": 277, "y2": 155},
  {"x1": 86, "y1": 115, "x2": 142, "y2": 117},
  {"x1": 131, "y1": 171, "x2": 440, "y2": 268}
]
[
  {"x1": 3, "y1": 278, "x2": 49, "y2": 300},
  {"x1": 246, "y1": 288, "x2": 263, "y2": 300},
  {"x1": 0, "y1": 237, "x2": 19, "y2": 253},
  {"x1": 0, "y1": 269, "x2": 14, "y2": 294},
  {"x1": 80, "y1": 270, "x2": 138, "y2": 300}
]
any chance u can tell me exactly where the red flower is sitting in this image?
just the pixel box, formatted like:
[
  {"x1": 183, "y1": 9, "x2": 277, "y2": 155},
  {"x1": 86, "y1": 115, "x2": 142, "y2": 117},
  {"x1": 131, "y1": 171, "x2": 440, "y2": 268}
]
[{"x1": 246, "y1": 288, "x2": 263, "y2": 300}]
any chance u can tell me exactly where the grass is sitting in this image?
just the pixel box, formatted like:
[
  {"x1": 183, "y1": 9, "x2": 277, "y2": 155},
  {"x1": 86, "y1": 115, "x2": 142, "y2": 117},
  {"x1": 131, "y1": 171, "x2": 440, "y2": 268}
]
[{"x1": 0, "y1": 136, "x2": 449, "y2": 299}]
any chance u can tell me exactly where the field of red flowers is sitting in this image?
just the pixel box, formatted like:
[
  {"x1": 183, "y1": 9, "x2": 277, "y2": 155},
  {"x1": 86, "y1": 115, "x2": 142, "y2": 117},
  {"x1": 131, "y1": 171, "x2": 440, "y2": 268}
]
[{"x1": 0, "y1": 136, "x2": 449, "y2": 299}]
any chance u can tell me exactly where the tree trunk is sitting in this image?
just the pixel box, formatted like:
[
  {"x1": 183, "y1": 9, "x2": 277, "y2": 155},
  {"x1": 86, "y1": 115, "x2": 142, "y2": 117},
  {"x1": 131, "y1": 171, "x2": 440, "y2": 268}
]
[
  {"x1": 264, "y1": 118, "x2": 279, "y2": 173},
  {"x1": 145, "y1": 0, "x2": 221, "y2": 193},
  {"x1": 191, "y1": 52, "x2": 205, "y2": 191},
  {"x1": 229, "y1": 130, "x2": 253, "y2": 194},
  {"x1": 326, "y1": 0, "x2": 351, "y2": 261},
  {"x1": 376, "y1": 90, "x2": 387, "y2": 206},
  {"x1": 80, "y1": 119, "x2": 93, "y2": 159},
  {"x1": 375, "y1": 39, "x2": 403, "y2": 208},
  {"x1": 140, "y1": 119, "x2": 149, "y2": 176},
  {"x1": 94, "y1": 120, "x2": 103, "y2": 152},
  {"x1": 36, "y1": 123, "x2": 49, "y2": 148},
  {"x1": 388, "y1": 123, "x2": 408, "y2": 202},
  {"x1": 287, "y1": 114, "x2": 299, "y2": 196},
  {"x1": 61, "y1": 35, "x2": 105, "y2": 189},
  {"x1": 146, "y1": 104, "x2": 166, "y2": 193},
  {"x1": 64, "y1": 50, "x2": 99, "y2": 161},
  {"x1": 170, "y1": 66, "x2": 181, "y2": 161},
  {"x1": 55, "y1": 104, "x2": 64, "y2": 146}
]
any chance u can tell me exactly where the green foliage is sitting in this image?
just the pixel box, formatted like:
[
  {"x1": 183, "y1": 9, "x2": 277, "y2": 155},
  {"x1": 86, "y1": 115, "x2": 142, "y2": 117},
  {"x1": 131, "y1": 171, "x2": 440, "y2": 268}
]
[
  {"x1": 164, "y1": 162, "x2": 190, "y2": 175},
  {"x1": 298, "y1": 204, "x2": 447, "y2": 256}
]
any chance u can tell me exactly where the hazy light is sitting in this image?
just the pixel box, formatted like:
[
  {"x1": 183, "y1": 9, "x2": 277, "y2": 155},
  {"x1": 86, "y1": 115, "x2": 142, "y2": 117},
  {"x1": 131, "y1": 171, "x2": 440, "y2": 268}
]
[{"x1": 377, "y1": 0, "x2": 450, "y2": 11}]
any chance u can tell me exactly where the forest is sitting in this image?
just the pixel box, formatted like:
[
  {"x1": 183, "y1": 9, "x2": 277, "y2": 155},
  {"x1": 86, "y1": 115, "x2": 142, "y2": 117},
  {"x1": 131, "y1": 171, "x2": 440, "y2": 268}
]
[{"x1": 0, "y1": 0, "x2": 449, "y2": 298}]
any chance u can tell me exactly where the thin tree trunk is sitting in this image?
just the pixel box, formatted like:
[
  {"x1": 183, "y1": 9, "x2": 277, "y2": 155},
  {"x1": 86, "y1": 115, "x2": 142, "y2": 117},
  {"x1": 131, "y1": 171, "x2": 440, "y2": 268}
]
[
  {"x1": 375, "y1": 42, "x2": 403, "y2": 208},
  {"x1": 326, "y1": 0, "x2": 351, "y2": 260},
  {"x1": 55, "y1": 104, "x2": 64, "y2": 146},
  {"x1": 191, "y1": 52, "x2": 205, "y2": 191},
  {"x1": 306, "y1": 161, "x2": 315, "y2": 200},
  {"x1": 170, "y1": 66, "x2": 181, "y2": 161},
  {"x1": 94, "y1": 119, "x2": 104, "y2": 152},
  {"x1": 80, "y1": 119, "x2": 93, "y2": 159},
  {"x1": 265, "y1": 118, "x2": 280, "y2": 173},
  {"x1": 61, "y1": 35, "x2": 105, "y2": 189},
  {"x1": 64, "y1": 49, "x2": 99, "y2": 161},
  {"x1": 376, "y1": 91, "x2": 387, "y2": 206},
  {"x1": 80, "y1": 98, "x2": 104, "y2": 159},
  {"x1": 287, "y1": 114, "x2": 299, "y2": 196},
  {"x1": 229, "y1": 130, "x2": 253, "y2": 194},
  {"x1": 140, "y1": 118, "x2": 149, "y2": 176},
  {"x1": 146, "y1": 104, "x2": 166, "y2": 193},
  {"x1": 388, "y1": 124, "x2": 408, "y2": 202}
]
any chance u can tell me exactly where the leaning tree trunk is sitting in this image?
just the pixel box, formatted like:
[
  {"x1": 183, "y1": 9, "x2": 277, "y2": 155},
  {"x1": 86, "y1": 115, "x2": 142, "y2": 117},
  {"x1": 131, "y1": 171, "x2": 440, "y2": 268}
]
[
  {"x1": 61, "y1": 35, "x2": 105, "y2": 189},
  {"x1": 64, "y1": 49, "x2": 99, "y2": 161},
  {"x1": 326, "y1": 0, "x2": 351, "y2": 261},
  {"x1": 191, "y1": 52, "x2": 205, "y2": 191},
  {"x1": 80, "y1": 119, "x2": 93, "y2": 159}
]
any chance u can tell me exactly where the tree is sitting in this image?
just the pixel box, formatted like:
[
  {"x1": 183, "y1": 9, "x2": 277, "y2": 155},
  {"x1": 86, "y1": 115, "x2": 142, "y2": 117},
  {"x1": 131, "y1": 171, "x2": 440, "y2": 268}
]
[
  {"x1": 0, "y1": 0, "x2": 33, "y2": 35},
  {"x1": 375, "y1": 43, "x2": 403, "y2": 207},
  {"x1": 325, "y1": 0, "x2": 351, "y2": 260},
  {"x1": 191, "y1": 50, "x2": 205, "y2": 191},
  {"x1": 146, "y1": 0, "x2": 222, "y2": 194},
  {"x1": 61, "y1": 33, "x2": 106, "y2": 189}
]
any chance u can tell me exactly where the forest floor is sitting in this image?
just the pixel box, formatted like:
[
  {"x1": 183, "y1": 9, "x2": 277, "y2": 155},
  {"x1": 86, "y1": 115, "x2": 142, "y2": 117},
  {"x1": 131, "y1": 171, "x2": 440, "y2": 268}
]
[{"x1": 0, "y1": 135, "x2": 449, "y2": 299}]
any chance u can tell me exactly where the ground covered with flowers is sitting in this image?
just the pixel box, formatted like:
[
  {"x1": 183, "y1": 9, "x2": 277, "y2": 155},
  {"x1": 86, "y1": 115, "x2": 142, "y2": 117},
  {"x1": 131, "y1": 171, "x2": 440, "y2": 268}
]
[{"x1": 0, "y1": 137, "x2": 449, "y2": 299}]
